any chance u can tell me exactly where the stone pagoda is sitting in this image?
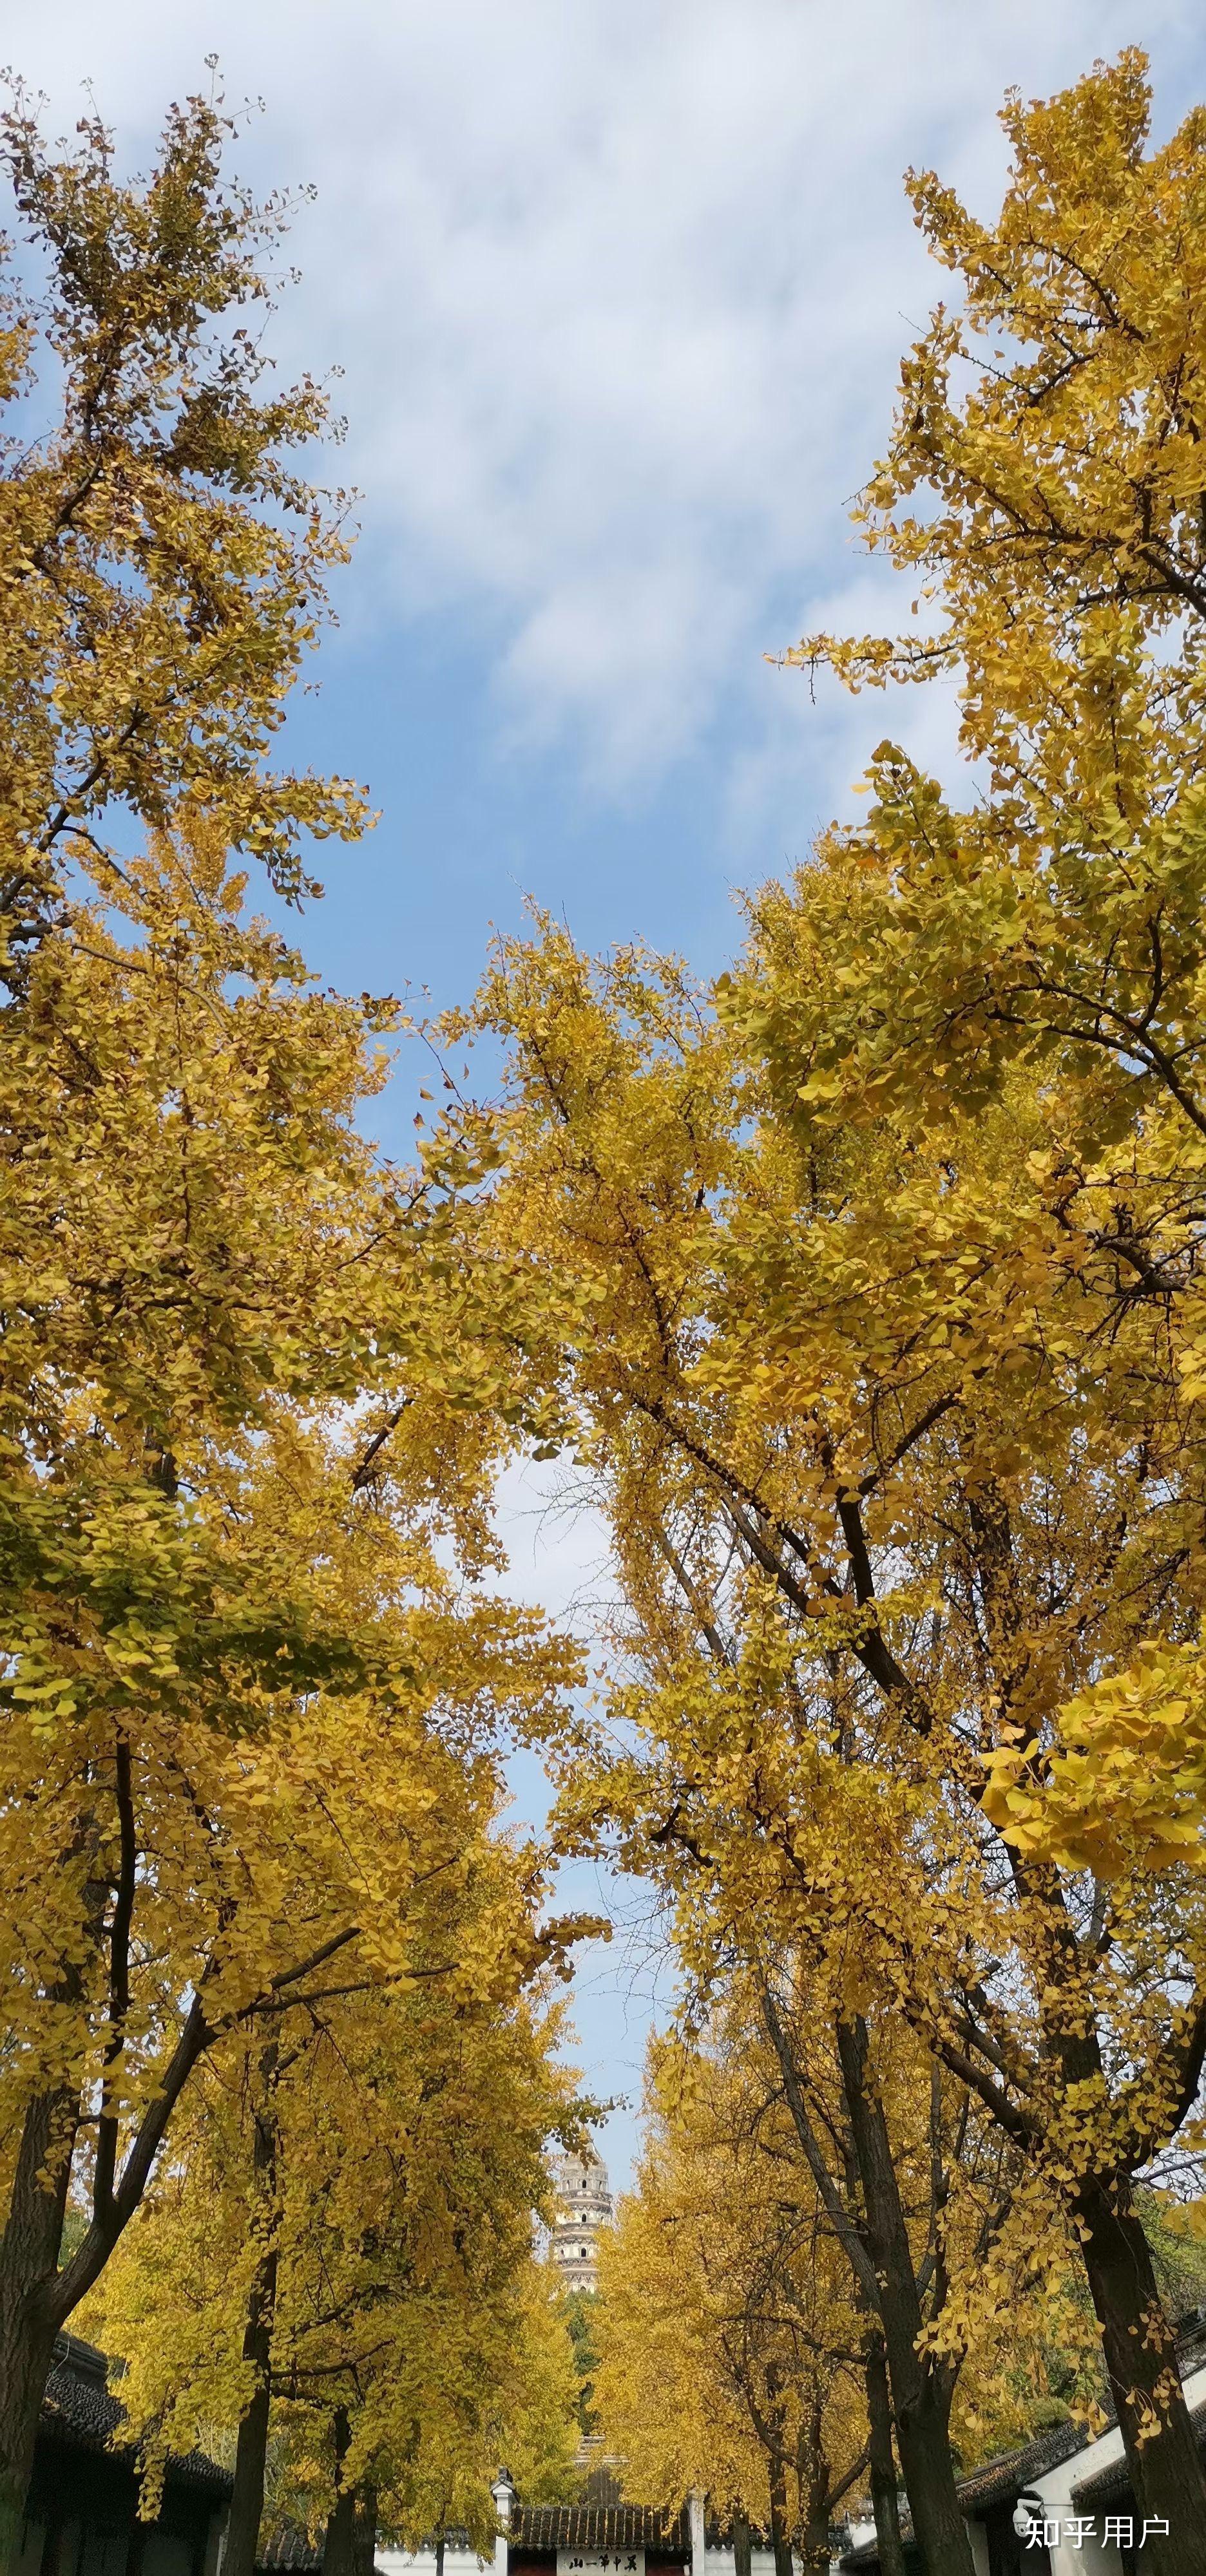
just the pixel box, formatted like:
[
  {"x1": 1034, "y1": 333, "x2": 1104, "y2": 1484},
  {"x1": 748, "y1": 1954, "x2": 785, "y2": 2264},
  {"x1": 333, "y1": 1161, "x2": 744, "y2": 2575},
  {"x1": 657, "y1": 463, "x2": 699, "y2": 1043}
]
[{"x1": 549, "y1": 2145, "x2": 613, "y2": 2294}]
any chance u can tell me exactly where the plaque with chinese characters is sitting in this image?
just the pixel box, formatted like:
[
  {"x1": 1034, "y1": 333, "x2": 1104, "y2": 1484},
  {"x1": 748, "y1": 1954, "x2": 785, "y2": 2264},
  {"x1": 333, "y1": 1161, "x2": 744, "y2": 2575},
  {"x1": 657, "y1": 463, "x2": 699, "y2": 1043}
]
[{"x1": 556, "y1": 2553, "x2": 645, "y2": 2576}]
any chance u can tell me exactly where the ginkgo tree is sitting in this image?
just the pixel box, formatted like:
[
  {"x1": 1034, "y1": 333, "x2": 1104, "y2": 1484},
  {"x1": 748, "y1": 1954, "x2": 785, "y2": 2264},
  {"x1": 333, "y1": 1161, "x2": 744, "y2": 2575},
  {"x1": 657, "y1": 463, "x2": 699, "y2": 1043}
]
[
  {"x1": 572, "y1": 1529, "x2": 1066, "y2": 2576},
  {"x1": 0, "y1": 773, "x2": 577, "y2": 2560},
  {"x1": 0, "y1": 78, "x2": 367, "y2": 925},
  {"x1": 0, "y1": 1359, "x2": 584, "y2": 2539},
  {"x1": 771, "y1": 44, "x2": 1206, "y2": 1867},
  {"x1": 457, "y1": 913, "x2": 1206, "y2": 2564},
  {"x1": 79, "y1": 1864, "x2": 584, "y2": 2573},
  {"x1": 0, "y1": 85, "x2": 581, "y2": 2574},
  {"x1": 553, "y1": 1423, "x2": 1029, "y2": 2576},
  {"x1": 594, "y1": 1993, "x2": 1100, "y2": 2576},
  {"x1": 450, "y1": 53, "x2": 1206, "y2": 2576},
  {"x1": 594, "y1": 2023, "x2": 869, "y2": 2576}
]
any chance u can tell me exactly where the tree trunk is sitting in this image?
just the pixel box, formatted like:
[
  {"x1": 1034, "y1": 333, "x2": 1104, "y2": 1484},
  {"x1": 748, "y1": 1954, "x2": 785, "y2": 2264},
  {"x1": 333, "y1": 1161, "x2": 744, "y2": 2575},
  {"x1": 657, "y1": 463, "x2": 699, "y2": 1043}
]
[
  {"x1": 0, "y1": 2088, "x2": 78, "y2": 2575},
  {"x1": 865, "y1": 2333, "x2": 906, "y2": 2576},
  {"x1": 731, "y1": 2514, "x2": 752, "y2": 2576},
  {"x1": 323, "y1": 2489, "x2": 357, "y2": 2576},
  {"x1": 352, "y1": 2488, "x2": 378, "y2": 2576},
  {"x1": 323, "y1": 2410, "x2": 356, "y2": 2576},
  {"x1": 223, "y1": 2052, "x2": 282, "y2": 2576},
  {"x1": 1077, "y1": 2181, "x2": 1206, "y2": 2576},
  {"x1": 0, "y1": 2298, "x2": 57, "y2": 2576},
  {"x1": 767, "y1": 2461, "x2": 793, "y2": 2576},
  {"x1": 796, "y1": 2503, "x2": 828, "y2": 2576},
  {"x1": 836, "y1": 2020, "x2": 974, "y2": 2576},
  {"x1": 798, "y1": 2411, "x2": 831, "y2": 2576},
  {"x1": 222, "y1": 2253, "x2": 278, "y2": 2576}
]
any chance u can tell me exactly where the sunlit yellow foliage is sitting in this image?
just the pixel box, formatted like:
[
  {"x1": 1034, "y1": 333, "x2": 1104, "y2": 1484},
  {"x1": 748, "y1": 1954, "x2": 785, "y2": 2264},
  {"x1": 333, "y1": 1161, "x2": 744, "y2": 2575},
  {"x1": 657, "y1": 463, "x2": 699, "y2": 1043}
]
[
  {"x1": 593, "y1": 2029, "x2": 865, "y2": 2572},
  {"x1": 0, "y1": 85, "x2": 589, "y2": 2576},
  {"x1": 81, "y1": 1964, "x2": 583, "y2": 2541},
  {"x1": 451, "y1": 58, "x2": 1206, "y2": 2550}
]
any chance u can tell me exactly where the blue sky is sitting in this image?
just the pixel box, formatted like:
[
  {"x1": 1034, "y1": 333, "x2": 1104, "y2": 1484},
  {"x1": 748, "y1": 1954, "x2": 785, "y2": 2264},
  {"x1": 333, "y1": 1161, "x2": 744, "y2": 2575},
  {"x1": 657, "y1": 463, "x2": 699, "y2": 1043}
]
[{"x1": 13, "y1": 0, "x2": 1206, "y2": 2187}]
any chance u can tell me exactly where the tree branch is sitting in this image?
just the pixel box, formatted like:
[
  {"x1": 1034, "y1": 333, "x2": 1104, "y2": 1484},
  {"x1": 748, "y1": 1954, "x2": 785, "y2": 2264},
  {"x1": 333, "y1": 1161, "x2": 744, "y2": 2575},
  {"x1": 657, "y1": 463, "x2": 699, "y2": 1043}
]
[{"x1": 758, "y1": 1981, "x2": 880, "y2": 2304}]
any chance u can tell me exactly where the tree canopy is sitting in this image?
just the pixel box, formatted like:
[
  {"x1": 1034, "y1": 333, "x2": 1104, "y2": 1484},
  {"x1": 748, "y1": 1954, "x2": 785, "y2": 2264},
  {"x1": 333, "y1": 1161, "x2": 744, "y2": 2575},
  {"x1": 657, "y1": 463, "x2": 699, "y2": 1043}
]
[
  {"x1": 447, "y1": 52, "x2": 1206, "y2": 2576},
  {"x1": 19, "y1": 42, "x2": 1206, "y2": 2576},
  {"x1": 0, "y1": 84, "x2": 590, "y2": 2576}
]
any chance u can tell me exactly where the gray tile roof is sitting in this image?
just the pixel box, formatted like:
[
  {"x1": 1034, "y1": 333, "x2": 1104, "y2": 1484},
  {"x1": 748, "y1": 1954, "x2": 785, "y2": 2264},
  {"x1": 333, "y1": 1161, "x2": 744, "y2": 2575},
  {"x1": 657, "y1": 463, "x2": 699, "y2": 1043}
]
[
  {"x1": 41, "y1": 2333, "x2": 230, "y2": 2494},
  {"x1": 256, "y1": 2521, "x2": 325, "y2": 2570},
  {"x1": 41, "y1": 2340, "x2": 126, "y2": 2454},
  {"x1": 955, "y1": 2416, "x2": 1093, "y2": 2514},
  {"x1": 256, "y1": 2515, "x2": 395, "y2": 2573},
  {"x1": 513, "y1": 2508, "x2": 691, "y2": 2553}
]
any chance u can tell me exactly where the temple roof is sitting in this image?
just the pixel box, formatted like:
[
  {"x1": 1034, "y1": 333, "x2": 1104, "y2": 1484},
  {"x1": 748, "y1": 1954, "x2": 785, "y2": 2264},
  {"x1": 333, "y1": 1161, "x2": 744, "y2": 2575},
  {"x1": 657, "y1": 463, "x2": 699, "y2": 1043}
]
[
  {"x1": 513, "y1": 2506, "x2": 690, "y2": 2552},
  {"x1": 41, "y1": 2335, "x2": 229, "y2": 2494}
]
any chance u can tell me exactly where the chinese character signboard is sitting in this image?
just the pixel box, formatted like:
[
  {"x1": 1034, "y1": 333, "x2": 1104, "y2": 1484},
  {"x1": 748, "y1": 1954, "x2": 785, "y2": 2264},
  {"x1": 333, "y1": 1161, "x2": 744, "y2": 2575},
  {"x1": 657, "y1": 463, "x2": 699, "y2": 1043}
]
[{"x1": 557, "y1": 2555, "x2": 645, "y2": 2576}]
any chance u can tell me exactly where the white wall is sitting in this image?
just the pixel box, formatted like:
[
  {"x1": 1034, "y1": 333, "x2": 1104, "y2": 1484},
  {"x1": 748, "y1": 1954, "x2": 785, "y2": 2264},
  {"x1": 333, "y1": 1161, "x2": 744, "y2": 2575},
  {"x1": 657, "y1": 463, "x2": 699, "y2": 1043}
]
[
  {"x1": 380, "y1": 2550, "x2": 492, "y2": 2576},
  {"x1": 704, "y1": 2550, "x2": 780, "y2": 2576},
  {"x1": 381, "y1": 2546, "x2": 786, "y2": 2576}
]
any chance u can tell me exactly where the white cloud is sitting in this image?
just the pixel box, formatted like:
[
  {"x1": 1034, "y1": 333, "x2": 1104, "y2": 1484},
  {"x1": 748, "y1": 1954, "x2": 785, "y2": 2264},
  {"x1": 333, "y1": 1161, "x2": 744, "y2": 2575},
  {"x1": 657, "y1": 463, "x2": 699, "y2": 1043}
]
[{"x1": 4, "y1": 0, "x2": 1201, "y2": 804}]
